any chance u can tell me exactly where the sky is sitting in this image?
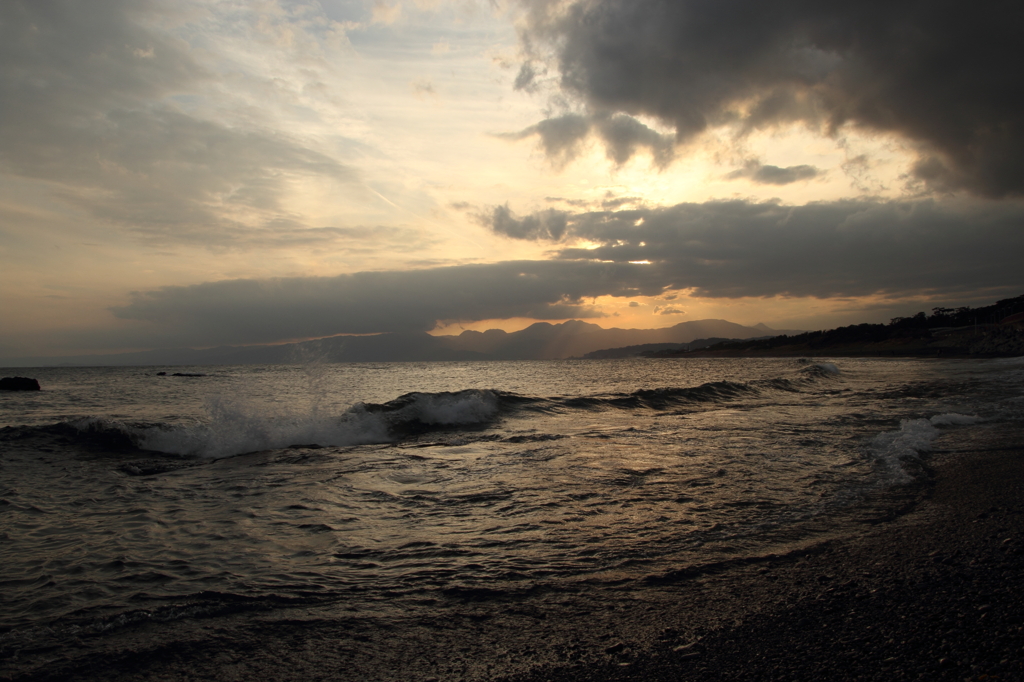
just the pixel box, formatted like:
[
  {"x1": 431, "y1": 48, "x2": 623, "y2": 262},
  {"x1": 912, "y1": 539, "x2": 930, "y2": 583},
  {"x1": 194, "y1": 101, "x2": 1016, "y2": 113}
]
[{"x1": 2, "y1": 0, "x2": 1023, "y2": 359}]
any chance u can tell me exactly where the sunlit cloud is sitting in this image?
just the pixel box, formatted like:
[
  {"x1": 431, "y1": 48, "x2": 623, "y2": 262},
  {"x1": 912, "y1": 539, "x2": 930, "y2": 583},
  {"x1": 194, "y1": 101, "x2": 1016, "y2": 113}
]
[
  {"x1": 1, "y1": 0, "x2": 1022, "y2": 359},
  {"x1": 371, "y1": 0, "x2": 402, "y2": 24}
]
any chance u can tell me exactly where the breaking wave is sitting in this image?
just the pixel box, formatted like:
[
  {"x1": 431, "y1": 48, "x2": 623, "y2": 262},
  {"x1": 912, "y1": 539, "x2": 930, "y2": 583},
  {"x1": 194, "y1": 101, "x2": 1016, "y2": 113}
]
[
  {"x1": 137, "y1": 389, "x2": 503, "y2": 458},
  {"x1": 35, "y1": 368, "x2": 838, "y2": 459},
  {"x1": 869, "y1": 413, "x2": 981, "y2": 483}
]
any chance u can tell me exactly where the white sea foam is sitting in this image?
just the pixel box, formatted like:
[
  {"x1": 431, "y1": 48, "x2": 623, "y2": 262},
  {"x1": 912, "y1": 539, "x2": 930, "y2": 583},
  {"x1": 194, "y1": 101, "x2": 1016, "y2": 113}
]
[
  {"x1": 869, "y1": 413, "x2": 980, "y2": 483},
  {"x1": 65, "y1": 416, "x2": 123, "y2": 432},
  {"x1": 134, "y1": 389, "x2": 501, "y2": 458},
  {"x1": 798, "y1": 361, "x2": 840, "y2": 377},
  {"x1": 389, "y1": 389, "x2": 501, "y2": 425},
  {"x1": 136, "y1": 403, "x2": 390, "y2": 458}
]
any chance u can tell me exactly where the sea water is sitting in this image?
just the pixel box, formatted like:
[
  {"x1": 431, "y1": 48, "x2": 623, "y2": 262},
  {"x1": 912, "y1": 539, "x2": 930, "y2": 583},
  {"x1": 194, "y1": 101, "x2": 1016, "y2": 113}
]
[{"x1": 2, "y1": 357, "x2": 1023, "y2": 662}]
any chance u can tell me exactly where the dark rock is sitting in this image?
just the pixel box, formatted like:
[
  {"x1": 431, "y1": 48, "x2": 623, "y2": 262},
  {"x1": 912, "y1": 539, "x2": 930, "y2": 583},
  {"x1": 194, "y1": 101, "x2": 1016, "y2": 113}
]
[{"x1": 0, "y1": 376, "x2": 40, "y2": 391}]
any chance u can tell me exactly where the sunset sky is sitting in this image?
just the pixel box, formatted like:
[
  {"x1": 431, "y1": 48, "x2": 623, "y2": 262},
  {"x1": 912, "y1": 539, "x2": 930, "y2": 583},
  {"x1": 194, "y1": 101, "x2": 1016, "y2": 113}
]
[{"x1": 2, "y1": 0, "x2": 1022, "y2": 360}]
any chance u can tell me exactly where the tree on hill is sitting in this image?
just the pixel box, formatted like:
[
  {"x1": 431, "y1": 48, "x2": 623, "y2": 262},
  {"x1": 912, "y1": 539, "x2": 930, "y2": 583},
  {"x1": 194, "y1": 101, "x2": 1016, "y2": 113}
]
[{"x1": 692, "y1": 294, "x2": 1024, "y2": 353}]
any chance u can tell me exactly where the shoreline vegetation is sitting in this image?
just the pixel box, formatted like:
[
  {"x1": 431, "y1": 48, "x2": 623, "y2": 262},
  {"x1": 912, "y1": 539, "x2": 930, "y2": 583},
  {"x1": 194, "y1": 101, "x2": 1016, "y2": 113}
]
[{"x1": 643, "y1": 294, "x2": 1024, "y2": 359}]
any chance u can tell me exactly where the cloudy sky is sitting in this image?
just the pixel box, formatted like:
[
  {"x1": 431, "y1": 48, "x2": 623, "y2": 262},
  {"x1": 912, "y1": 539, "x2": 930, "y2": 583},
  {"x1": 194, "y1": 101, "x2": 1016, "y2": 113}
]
[{"x1": 2, "y1": 0, "x2": 1022, "y2": 359}]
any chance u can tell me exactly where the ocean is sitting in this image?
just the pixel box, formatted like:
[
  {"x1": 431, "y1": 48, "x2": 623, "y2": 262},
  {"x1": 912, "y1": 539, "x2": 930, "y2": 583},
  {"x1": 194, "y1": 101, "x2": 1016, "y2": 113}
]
[{"x1": 2, "y1": 357, "x2": 1023, "y2": 676}]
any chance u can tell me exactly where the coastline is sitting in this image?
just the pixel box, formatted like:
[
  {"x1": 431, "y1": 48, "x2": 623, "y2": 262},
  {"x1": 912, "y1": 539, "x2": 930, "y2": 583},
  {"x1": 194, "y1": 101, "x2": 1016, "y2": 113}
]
[
  {"x1": 661, "y1": 347, "x2": 1022, "y2": 359},
  {"x1": 5, "y1": 422, "x2": 1023, "y2": 681},
  {"x1": 494, "y1": 421, "x2": 1024, "y2": 682},
  {"x1": 653, "y1": 325, "x2": 1024, "y2": 359}
]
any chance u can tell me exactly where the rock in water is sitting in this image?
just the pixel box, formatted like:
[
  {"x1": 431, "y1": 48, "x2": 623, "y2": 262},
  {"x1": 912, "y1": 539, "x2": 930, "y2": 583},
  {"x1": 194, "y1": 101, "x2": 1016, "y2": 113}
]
[{"x1": 0, "y1": 376, "x2": 41, "y2": 391}]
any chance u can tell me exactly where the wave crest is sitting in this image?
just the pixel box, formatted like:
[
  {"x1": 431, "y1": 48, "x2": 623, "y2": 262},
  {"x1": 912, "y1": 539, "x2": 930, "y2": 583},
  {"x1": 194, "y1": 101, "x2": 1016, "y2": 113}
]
[{"x1": 34, "y1": 369, "x2": 840, "y2": 459}]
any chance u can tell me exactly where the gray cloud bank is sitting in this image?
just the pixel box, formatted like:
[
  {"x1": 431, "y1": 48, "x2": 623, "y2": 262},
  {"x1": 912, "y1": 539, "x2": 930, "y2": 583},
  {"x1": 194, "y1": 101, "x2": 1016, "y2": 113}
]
[
  {"x1": 515, "y1": 0, "x2": 1024, "y2": 196},
  {"x1": 105, "y1": 197, "x2": 1024, "y2": 349},
  {"x1": 485, "y1": 198, "x2": 1024, "y2": 299},
  {"x1": 109, "y1": 260, "x2": 667, "y2": 347}
]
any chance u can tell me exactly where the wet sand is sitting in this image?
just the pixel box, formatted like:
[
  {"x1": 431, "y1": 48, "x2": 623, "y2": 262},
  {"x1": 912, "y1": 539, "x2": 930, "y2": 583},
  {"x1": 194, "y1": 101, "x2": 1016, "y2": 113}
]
[{"x1": 4, "y1": 421, "x2": 1024, "y2": 682}]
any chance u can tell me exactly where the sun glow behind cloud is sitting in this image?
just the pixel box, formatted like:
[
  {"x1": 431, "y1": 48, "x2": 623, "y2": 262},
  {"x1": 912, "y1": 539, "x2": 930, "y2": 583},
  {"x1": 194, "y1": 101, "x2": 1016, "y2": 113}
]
[{"x1": 1, "y1": 0, "x2": 1022, "y2": 358}]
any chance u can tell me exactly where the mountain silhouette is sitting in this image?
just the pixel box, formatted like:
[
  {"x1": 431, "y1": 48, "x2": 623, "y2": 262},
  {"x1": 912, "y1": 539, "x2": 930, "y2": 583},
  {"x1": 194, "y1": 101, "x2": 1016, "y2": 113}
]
[{"x1": 7, "y1": 319, "x2": 800, "y2": 366}]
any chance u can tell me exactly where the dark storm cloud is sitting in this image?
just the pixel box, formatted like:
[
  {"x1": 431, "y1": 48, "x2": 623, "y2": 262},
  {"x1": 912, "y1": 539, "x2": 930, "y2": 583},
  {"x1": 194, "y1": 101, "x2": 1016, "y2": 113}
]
[
  {"x1": 479, "y1": 198, "x2": 1024, "y2": 299},
  {"x1": 0, "y1": 0, "x2": 354, "y2": 244},
  {"x1": 500, "y1": 112, "x2": 674, "y2": 167},
  {"x1": 726, "y1": 160, "x2": 819, "y2": 185},
  {"x1": 484, "y1": 204, "x2": 569, "y2": 240},
  {"x1": 499, "y1": 114, "x2": 590, "y2": 165},
  {"x1": 516, "y1": 0, "x2": 1024, "y2": 196},
  {"x1": 593, "y1": 114, "x2": 675, "y2": 167},
  {"x1": 108, "y1": 260, "x2": 668, "y2": 346}
]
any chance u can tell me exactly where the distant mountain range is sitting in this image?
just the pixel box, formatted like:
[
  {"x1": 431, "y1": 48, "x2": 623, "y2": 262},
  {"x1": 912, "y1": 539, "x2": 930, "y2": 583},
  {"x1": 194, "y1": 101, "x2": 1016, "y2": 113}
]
[
  {"x1": 581, "y1": 337, "x2": 742, "y2": 359},
  {"x1": 4, "y1": 319, "x2": 803, "y2": 367}
]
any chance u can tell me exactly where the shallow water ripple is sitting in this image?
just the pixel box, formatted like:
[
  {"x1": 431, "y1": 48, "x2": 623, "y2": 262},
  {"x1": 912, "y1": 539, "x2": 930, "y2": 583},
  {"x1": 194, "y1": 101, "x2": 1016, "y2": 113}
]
[{"x1": 2, "y1": 357, "x2": 1016, "y2": 654}]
